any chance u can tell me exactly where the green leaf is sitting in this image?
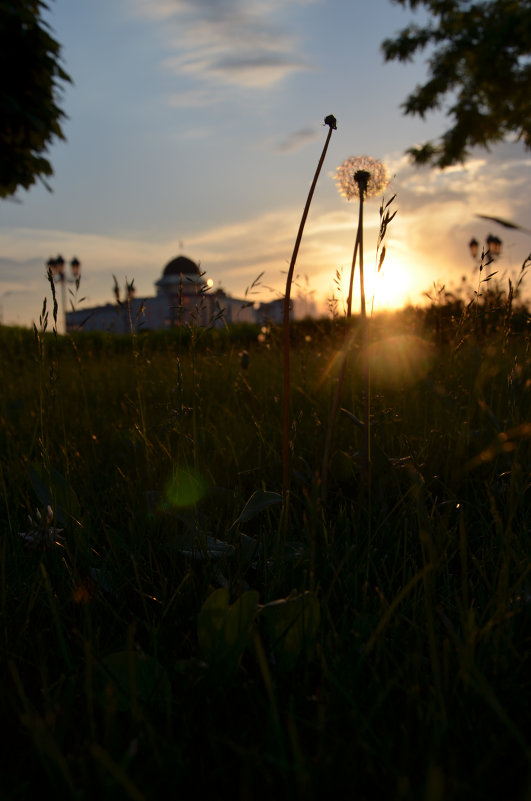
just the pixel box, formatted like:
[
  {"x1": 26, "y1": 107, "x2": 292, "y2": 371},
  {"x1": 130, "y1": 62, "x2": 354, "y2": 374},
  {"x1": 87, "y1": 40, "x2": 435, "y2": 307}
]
[
  {"x1": 233, "y1": 490, "x2": 282, "y2": 525},
  {"x1": 29, "y1": 463, "x2": 82, "y2": 526},
  {"x1": 96, "y1": 651, "x2": 171, "y2": 713},
  {"x1": 260, "y1": 591, "x2": 320, "y2": 671},
  {"x1": 197, "y1": 588, "x2": 259, "y2": 670},
  {"x1": 197, "y1": 587, "x2": 230, "y2": 663}
]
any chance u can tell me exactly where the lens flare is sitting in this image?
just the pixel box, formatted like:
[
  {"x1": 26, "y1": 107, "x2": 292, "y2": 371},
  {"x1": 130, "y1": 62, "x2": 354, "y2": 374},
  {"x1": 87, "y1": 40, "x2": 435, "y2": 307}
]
[
  {"x1": 368, "y1": 335, "x2": 433, "y2": 387},
  {"x1": 165, "y1": 468, "x2": 207, "y2": 509}
]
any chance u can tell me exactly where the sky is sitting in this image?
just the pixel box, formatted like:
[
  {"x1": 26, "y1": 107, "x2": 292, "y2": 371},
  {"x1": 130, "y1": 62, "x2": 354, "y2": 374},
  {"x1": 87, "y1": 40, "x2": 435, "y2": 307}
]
[{"x1": 1, "y1": 0, "x2": 530, "y2": 328}]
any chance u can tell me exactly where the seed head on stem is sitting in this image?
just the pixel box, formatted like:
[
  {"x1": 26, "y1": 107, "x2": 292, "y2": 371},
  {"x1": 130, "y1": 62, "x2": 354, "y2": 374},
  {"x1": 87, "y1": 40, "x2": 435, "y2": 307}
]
[
  {"x1": 282, "y1": 114, "x2": 337, "y2": 497},
  {"x1": 321, "y1": 155, "x2": 389, "y2": 502},
  {"x1": 335, "y1": 156, "x2": 388, "y2": 201}
]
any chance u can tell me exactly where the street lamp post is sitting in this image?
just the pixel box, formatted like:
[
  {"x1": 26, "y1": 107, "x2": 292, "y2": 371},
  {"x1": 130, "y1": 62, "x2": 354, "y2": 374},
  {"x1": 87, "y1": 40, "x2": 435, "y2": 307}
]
[
  {"x1": 47, "y1": 255, "x2": 82, "y2": 333},
  {"x1": 486, "y1": 234, "x2": 502, "y2": 258},
  {"x1": 468, "y1": 235, "x2": 503, "y2": 264},
  {"x1": 468, "y1": 238, "x2": 479, "y2": 260}
]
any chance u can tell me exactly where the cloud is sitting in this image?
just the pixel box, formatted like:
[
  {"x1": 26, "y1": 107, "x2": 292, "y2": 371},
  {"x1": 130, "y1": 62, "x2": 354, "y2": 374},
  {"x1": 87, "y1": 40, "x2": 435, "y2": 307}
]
[
  {"x1": 0, "y1": 257, "x2": 44, "y2": 283},
  {"x1": 377, "y1": 141, "x2": 531, "y2": 297},
  {"x1": 132, "y1": 0, "x2": 313, "y2": 98},
  {"x1": 0, "y1": 198, "x2": 387, "y2": 314},
  {"x1": 3, "y1": 135, "x2": 529, "y2": 327},
  {"x1": 275, "y1": 127, "x2": 319, "y2": 153},
  {"x1": 385, "y1": 141, "x2": 531, "y2": 221},
  {"x1": 207, "y1": 54, "x2": 308, "y2": 89},
  {"x1": 168, "y1": 88, "x2": 220, "y2": 108}
]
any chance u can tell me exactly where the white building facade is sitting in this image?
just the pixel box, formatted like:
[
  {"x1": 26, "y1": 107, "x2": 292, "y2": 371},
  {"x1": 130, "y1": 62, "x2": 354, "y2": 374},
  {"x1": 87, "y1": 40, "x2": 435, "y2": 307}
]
[{"x1": 66, "y1": 255, "x2": 283, "y2": 333}]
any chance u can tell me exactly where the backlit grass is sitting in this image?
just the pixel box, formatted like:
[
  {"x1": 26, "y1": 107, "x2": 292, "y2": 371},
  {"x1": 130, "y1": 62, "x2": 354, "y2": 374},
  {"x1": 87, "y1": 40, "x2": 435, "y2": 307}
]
[{"x1": 1, "y1": 292, "x2": 531, "y2": 800}]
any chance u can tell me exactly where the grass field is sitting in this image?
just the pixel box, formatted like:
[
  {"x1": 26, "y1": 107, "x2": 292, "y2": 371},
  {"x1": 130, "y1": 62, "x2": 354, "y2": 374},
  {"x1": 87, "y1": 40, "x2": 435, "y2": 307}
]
[{"x1": 1, "y1": 283, "x2": 531, "y2": 800}]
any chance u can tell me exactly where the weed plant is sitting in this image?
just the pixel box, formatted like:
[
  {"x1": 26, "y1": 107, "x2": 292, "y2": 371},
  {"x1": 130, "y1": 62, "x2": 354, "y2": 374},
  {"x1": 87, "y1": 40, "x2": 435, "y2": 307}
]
[{"x1": 1, "y1": 264, "x2": 531, "y2": 800}]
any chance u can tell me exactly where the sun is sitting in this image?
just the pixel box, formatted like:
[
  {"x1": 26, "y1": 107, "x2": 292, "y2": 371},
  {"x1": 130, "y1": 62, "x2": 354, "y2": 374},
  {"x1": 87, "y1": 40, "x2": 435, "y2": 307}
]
[
  {"x1": 325, "y1": 252, "x2": 420, "y2": 313},
  {"x1": 365, "y1": 255, "x2": 418, "y2": 311}
]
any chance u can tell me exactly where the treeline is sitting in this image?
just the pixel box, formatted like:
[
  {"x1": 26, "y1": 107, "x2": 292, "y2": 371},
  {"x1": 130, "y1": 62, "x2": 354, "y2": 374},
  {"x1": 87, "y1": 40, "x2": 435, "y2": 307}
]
[{"x1": 1, "y1": 292, "x2": 529, "y2": 360}]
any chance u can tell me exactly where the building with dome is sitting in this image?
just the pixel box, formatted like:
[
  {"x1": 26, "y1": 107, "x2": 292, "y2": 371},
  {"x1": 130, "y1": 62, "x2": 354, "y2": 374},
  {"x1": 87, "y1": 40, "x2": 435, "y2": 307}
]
[{"x1": 66, "y1": 255, "x2": 282, "y2": 333}]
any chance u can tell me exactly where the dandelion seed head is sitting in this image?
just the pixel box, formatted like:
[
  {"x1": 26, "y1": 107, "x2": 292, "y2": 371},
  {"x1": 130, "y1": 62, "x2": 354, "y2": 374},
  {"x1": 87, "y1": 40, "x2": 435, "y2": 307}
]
[{"x1": 335, "y1": 156, "x2": 389, "y2": 200}]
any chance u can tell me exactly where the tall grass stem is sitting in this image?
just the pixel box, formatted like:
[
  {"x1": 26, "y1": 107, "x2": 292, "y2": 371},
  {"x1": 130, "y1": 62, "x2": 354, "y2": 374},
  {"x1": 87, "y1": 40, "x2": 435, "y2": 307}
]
[{"x1": 282, "y1": 116, "x2": 336, "y2": 496}]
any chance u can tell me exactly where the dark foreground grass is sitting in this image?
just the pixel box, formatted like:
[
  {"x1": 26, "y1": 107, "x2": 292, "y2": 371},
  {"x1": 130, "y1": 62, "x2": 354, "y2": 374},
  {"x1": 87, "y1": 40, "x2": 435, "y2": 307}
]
[{"x1": 1, "y1": 306, "x2": 531, "y2": 800}]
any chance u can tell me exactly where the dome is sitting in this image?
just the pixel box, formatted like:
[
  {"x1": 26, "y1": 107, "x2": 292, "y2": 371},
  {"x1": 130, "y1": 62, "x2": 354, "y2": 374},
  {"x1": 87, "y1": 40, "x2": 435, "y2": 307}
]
[{"x1": 162, "y1": 255, "x2": 200, "y2": 277}]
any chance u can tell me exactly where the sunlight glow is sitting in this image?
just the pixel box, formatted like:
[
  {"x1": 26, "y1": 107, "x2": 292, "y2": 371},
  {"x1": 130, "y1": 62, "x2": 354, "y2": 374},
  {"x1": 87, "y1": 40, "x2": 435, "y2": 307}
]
[
  {"x1": 325, "y1": 252, "x2": 420, "y2": 313},
  {"x1": 368, "y1": 256, "x2": 417, "y2": 311},
  {"x1": 368, "y1": 335, "x2": 433, "y2": 387}
]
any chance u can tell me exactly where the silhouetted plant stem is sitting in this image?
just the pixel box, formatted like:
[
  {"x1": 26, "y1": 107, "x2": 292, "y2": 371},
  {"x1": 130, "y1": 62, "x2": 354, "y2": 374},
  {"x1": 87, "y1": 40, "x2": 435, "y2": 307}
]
[
  {"x1": 321, "y1": 169, "x2": 371, "y2": 502},
  {"x1": 357, "y1": 186, "x2": 371, "y2": 479},
  {"x1": 321, "y1": 169, "x2": 372, "y2": 502},
  {"x1": 321, "y1": 226, "x2": 359, "y2": 503},
  {"x1": 282, "y1": 115, "x2": 337, "y2": 497},
  {"x1": 346, "y1": 218, "x2": 361, "y2": 319}
]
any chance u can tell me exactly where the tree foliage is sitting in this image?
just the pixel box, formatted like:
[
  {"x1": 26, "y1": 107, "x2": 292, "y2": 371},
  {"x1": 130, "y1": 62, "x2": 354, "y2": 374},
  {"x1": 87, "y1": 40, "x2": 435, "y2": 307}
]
[
  {"x1": 0, "y1": 1, "x2": 70, "y2": 198},
  {"x1": 382, "y1": 0, "x2": 531, "y2": 167}
]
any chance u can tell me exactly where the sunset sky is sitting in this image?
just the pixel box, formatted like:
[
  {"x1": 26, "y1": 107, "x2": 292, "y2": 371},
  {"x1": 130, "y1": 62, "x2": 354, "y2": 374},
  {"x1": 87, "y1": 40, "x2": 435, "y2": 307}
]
[{"x1": 1, "y1": 0, "x2": 530, "y2": 327}]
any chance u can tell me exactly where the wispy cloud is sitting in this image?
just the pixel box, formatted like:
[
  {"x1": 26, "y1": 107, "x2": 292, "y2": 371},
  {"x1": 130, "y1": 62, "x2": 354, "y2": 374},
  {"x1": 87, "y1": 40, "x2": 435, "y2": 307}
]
[
  {"x1": 380, "y1": 142, "x2": 531, "y2": 293},
  {"x1": 0, "y1": 202, "x2": 354, "y2": 322},
  {"x1": 132, "y1": 0, "x2": 314, "y2": 100},
  {"x1": 3, "y1": 138, "x2": 529, "y2": 327},
  {"x1": 275, "y1": 127, "x2": 319, "y2": 153},
  {"x1": 385, "y1": 142, "x2": 531, "y2": 224}
]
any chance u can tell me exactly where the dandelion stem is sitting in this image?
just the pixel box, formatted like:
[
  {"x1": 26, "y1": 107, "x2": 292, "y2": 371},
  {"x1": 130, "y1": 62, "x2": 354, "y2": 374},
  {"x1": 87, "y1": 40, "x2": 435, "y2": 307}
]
[
  {"x1": 282, "y1": 116, "x2": 336, "y2": 497},
  {"x1": 358, "y1": 193, "x2": 366, "y2": 322},
  {"x1": 321, "y1": 176, "x2": 371, "y2": 502},
  {"x1": 346, "y1": 229, "x2": 360, "y2": 319},
  {"x1": 321, "y1": 203, "x2": 364, "y2": 503},
  {"x1": 358, "y1": 191, "x2": 371, "y2": 478}
]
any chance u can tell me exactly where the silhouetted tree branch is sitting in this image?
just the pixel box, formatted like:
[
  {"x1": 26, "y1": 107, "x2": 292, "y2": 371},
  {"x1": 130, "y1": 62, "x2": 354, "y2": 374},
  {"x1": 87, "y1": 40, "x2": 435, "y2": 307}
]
[
  {"x1": 382, "y1": 0, "x2": 531, "y2": 167},
  {"x1": 0, "y1": 1, "x2": 70, "y2": 198}
]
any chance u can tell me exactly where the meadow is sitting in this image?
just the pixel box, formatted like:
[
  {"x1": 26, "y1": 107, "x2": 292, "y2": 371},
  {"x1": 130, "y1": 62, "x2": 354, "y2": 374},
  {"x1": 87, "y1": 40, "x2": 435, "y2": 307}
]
[{"x1": 1, "y1": 279, "x2": 531, "y2": 800}]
